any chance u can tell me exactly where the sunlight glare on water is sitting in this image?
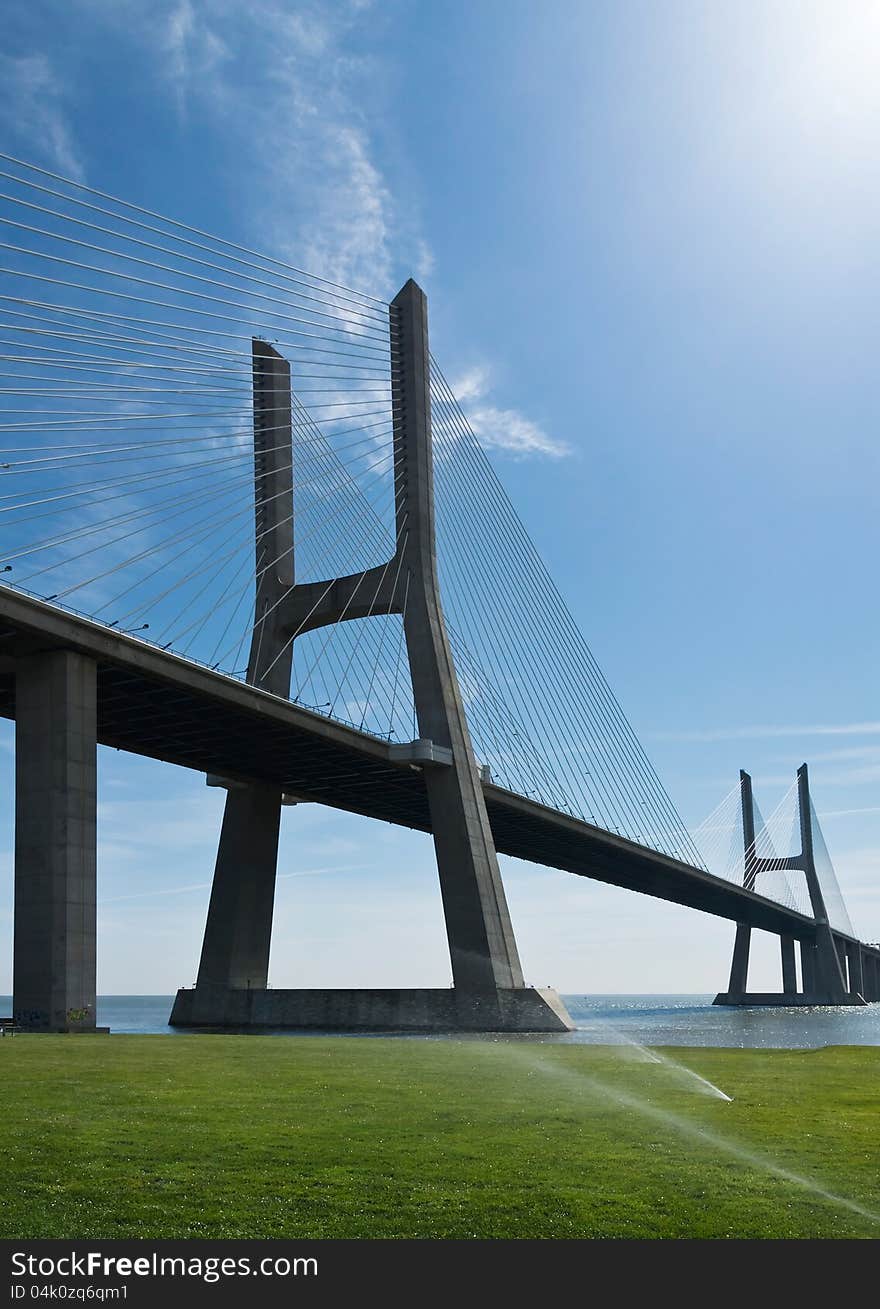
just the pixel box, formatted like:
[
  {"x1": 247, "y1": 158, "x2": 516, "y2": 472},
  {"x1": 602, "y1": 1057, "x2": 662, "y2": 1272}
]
[{"x1": 5, "y1": 994, "x2": 879, "y2": 1046}]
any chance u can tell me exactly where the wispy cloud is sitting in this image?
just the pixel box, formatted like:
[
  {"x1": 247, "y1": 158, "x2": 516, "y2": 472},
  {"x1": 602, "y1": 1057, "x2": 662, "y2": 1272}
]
[
  {"x1": 776, "y1": 745, "x2": 880, "y2": 762},
  {"x1": 652, "y1": 722, "x2": 880, "y2": 743},
  {"x1": 819, "y1": 806, "x2": 880, "y2": 820},
  {"x1": 0, "y1": 53, "x2": 83, "y2": 180},
  {"x1": 100, "y1": 863, "x2": 366, "y2": 904},
  {"x1": 449, "y1": 365, "x2": 569, "y2": 459},
  {"x1": 5, "y1": 3, "x2": 425, "y2": 302},
  {"x1": 415, "y1": 240, "x2": 435, "y2": 282},
  {"x1": 143, "y1": 0, "x2": 411, "y2": 297},
  {"x1": 754, "y1": 764, "x2": 880, "y2": 790},
  {"x1": 751, "y1": 744, "x2": 880, "y2": 791},
  {"x1": 296, "y1": 124, "x2": 392, "y2": 292},
  {"x1": 164, "y1": 0, "x2": 229, "y2": 118}
]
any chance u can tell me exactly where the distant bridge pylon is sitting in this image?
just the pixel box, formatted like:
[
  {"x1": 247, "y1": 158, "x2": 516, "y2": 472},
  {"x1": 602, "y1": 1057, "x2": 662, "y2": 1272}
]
[{"x1": 706, "y1": 765, "x2": 873, "y2": 1006}]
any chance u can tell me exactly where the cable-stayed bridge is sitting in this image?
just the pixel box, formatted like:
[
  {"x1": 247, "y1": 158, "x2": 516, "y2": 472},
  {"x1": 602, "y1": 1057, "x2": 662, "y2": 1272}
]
[{"x1": 0, "y1": 156, "x2": 876, "y2": 1031}]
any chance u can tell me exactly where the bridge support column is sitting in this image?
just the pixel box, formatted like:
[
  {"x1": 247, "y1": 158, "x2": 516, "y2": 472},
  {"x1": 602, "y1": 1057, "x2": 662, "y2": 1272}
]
[
  {"x1": 389, "y1": 279, "x2": 525, "y2": 1001},
  {"x1": 834, "y1": 935, "x2": 847, "y2": 982},
  {"x1": 847, "y1": 943, "x2": 864, "y2": 999},
  {"x1": 867, "y1": 954, "x2": 880, "y2": 1002},
  {"x1": 800, "y1": 940, "x2": 816, "y2": 995},
  {"x1": 184, "y1": 342, "x2": 293, "y2": 1002},
  {"x1": 780, "y1": 935, "x2": 797, "y2": 995},
  {"x1": 725, "y1": 923, "x2": 751, "y2": 998},
  {"x1": 13, "y1": 650, "x2": 97, "y2": 1031},
  {"x1": 195, "y1": 784, "x2": 283, "y2": 990},
  {"x1": 796, "y1": 765, "x2": 849, "y2": 1004},
  {"x1": 714, "y1": 773, "x2": 757, "y2": 1006},
  {"x1": 812, "y1": 922, "x2": 849, "y2": 1003}
]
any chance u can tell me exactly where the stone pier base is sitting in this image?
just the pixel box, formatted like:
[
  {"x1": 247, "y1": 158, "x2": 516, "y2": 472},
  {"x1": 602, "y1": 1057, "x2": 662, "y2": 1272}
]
[{"x1": 169, "y1": 986, "x2": 574, "y2": 1032}]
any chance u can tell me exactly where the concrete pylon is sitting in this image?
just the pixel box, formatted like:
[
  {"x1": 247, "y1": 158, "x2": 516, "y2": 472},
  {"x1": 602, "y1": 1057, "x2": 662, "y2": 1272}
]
[
  {"x1": 795, "y1": 763, "x2": 849, "y2": 1003},
  {"x1": 714, "y1": 763, "x2": 861, "y2": 1006},
  {"x1": 172, "y1": 281, "x2": 570, "y2": 1031},
  {"x1": 389, "y1": 280, "x2": 524, "y2": 994},
  {"x1": 193, "y1": 342, "x2": 292, "y2": 993},
  {"x1": 780, "y1": 936, "x2": 797, "y2": 994},
  {"x1": 13, "y1": 651, "x2": 98, "y2": 1030},
  {"x1": 723, "y1": 770, "x2": 755, "y2": 998},
  {"x1": 847, "y1": 942, "x2": 864, "y2": 997}
]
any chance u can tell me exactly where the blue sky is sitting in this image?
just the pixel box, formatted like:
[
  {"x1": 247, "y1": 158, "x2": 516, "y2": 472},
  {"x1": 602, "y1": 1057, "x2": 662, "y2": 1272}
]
[{"x1": 1, "y1": 0, "x2": 879, "y2": 995}]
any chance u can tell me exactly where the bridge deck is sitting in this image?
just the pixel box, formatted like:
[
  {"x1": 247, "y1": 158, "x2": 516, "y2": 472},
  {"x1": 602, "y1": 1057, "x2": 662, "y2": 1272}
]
[{"x1": 0, "y1": 587, "x2": 861, "y2": 948}]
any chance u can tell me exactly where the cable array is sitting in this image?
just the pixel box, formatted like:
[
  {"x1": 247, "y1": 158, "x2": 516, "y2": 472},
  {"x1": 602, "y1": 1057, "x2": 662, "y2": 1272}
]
[
  {"x1": 691, "y1": 781, "x2": 747, "y2": 881},
  {"x1": 810, "y1": 800, "x2": 855, "y2": 936},
  {"x1": 428, "y1": 359, "x2": 702, "y2": 864},
  {"x1": 7, "y1": 153, "x2": 841, "y2": 891},
  {"x1": 689, "y1": 778, "x2": 859, "y2": 924},
  {"x1": 692, "y1": 781, "x2": 809, "y2": 914},
  {"x1": 0, "y1": 153, "x2": 413, "y2": 737},
  {"x1": 745, "y1": 784, "x2": 809, "y2": 915}
]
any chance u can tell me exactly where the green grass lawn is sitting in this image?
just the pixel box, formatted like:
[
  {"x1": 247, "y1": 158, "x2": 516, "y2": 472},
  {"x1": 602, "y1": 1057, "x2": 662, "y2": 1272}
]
[{"x1": 1, "y1": 1036, "x2": 878, "y2": 1239}]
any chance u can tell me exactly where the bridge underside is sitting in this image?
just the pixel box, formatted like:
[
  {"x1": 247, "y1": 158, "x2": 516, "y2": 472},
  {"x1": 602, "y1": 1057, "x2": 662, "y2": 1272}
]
[
  {"x1": 0, "y1": 594, "x2": 824, "y2": 935},
  {"x1": 2, "y1": 590, "x2": 878, "y2": 1029}
]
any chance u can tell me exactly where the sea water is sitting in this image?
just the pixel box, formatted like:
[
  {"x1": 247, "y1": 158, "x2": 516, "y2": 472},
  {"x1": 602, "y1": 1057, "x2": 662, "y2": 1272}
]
[{"x1": 4, "y1": 993, "x2": 879, "y2": 1045}]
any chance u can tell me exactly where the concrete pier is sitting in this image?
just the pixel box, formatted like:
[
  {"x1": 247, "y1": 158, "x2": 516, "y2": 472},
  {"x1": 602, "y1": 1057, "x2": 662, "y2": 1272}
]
[
  {"x1": 847, "y1": 942, "x2": 864, "y2": 997},
  {"x1": 781, "y1": 935, "x2": 797, "y2": 995},
  {"x1": 13, "y1": 650, "x2": 97, "y2": 1031},
  {"x1": 193, "y1": 341, "x2": 292, "y2": 992},
  {"x1": 170, "y1": 986, "x2": 573, "y2": 1032},
  {"x1": 196, "y1": 783, "x2": 283, "y2": 990},
  {"x1": 726, "y1": 922, "x2": 751, "y2": 996}
]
